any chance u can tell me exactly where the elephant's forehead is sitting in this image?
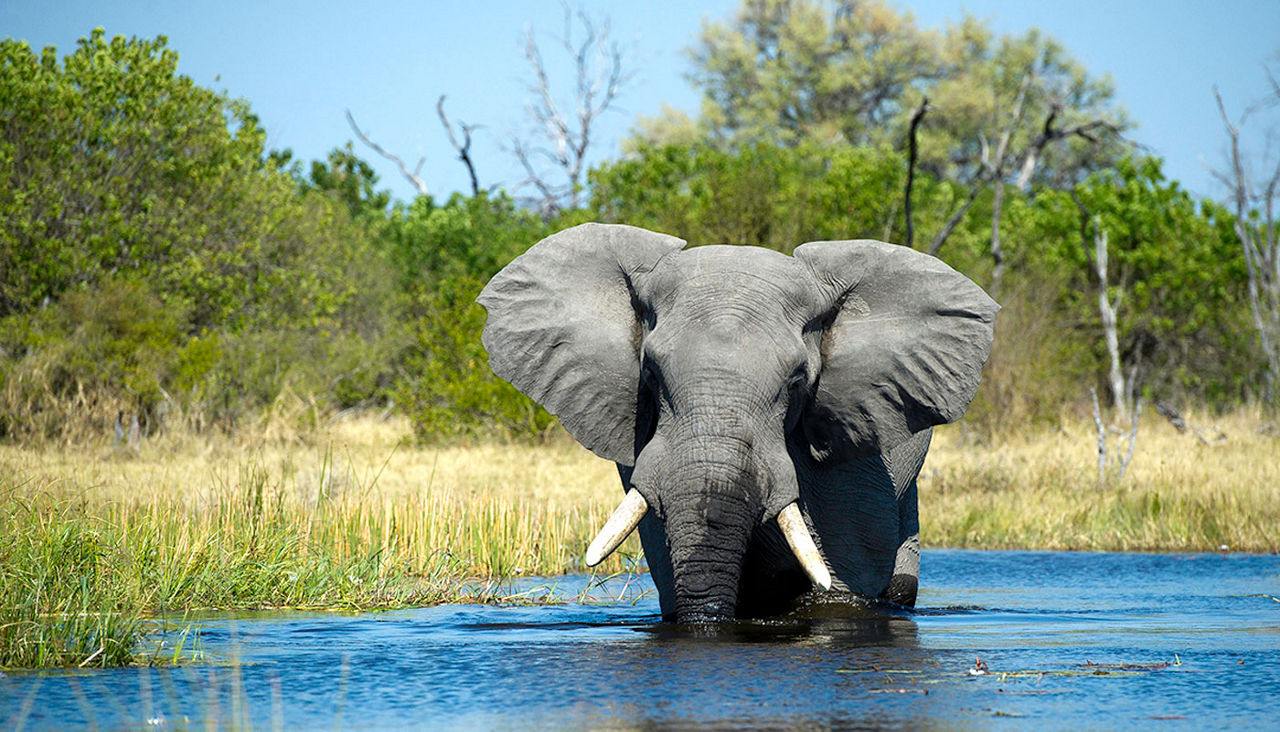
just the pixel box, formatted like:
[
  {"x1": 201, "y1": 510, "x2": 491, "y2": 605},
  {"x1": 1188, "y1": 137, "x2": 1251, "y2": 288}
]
[{"x1": 660, "y1": 245, "x2": 808, "y2": 294}]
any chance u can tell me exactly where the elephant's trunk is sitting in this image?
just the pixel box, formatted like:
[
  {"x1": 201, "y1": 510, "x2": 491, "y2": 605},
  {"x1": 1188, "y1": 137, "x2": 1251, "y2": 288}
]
[{"x1": 657, "y1": 438, "x2": 760, "y2": 623}]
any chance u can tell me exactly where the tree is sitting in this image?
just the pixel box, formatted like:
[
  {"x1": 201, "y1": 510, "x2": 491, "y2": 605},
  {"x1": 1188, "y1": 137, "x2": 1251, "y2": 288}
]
[
  {"x1": 650, "y1": 1, "x2": 1127, "y2": 299},
  {"x1": 512, "y1": 4, "x2": 629, "y2": 218},
  {"x1": 302, "y1": 142, "x2": 391, "y2": 219},
  {"x1": 1214, "y1": 69, "x2": 1280, "y2": 402},
  {"x1": 919, "y1": 21, "x2": 1125, "y2": 296},
  {"x1": 1022, "y1": 157, "x2": 1256, "y2": 405},
  {"x1": 684, "y1": 0, "x2": 940, "y2": 149},
  {"x1": 591, "y1": 141, "x2": 904, "y2": 251},
  {"x1": 0, "y1": 30, "x2": 398, "y2": 438}
]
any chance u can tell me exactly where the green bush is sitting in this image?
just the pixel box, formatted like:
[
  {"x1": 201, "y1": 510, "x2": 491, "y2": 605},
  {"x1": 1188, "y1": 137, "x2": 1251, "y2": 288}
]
[{"x1": 394, "y1": 276, "x2": 555, "y2": 442}]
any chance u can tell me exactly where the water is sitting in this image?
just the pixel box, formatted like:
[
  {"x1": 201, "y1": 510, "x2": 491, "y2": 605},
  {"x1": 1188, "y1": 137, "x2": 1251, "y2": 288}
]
[{"x1": 4, "y1": 550, "x2": 1278, "y2": 730}]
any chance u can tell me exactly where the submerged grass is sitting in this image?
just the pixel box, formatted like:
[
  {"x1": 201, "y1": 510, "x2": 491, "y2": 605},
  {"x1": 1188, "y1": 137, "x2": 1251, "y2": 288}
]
[{"x1": 2, "y1": 408, "x2": 1276, "y2": 668}]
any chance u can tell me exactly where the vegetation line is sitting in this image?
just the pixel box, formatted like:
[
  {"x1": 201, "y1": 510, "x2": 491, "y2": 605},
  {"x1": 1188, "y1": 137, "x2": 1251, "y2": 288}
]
[{"x1": 3, "y1": 414, "x2": 1276, "y2": 669}]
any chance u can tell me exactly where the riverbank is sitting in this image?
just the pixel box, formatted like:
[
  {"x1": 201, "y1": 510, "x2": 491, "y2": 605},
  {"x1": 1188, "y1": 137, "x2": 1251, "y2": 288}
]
[{"x1": 2, "y1": 409, "x2": 1276, "y2": 668}]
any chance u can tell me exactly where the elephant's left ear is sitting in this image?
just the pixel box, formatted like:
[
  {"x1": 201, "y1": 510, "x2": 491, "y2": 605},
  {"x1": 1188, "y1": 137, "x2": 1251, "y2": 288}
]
[
  {"x1": 793, "y1": 240, "x2": 998, "y2": 454},
  {"x1": 477, "y1": 223, "x2": 685, "y2": 465}
]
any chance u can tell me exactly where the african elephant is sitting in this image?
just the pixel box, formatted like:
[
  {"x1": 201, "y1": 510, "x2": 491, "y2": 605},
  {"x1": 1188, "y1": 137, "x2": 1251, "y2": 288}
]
[{"x1": 478, "y1": 223, "x2": 997, "y2": 623}]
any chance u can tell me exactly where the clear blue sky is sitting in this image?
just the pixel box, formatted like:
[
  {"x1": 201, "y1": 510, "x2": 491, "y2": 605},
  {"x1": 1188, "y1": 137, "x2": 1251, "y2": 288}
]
[{"x1": 4, "y1": 0, "x2": 1278, "y2": 203}]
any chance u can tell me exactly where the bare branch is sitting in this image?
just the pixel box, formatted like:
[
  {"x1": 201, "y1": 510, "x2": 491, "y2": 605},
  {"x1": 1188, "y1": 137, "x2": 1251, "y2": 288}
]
[
  {"x1": 904, "y1": 96, "x2": 929, "y2": 250},
  {"x1": 514, "y1": 3, "x2": 629, "y2": 217},
  {"x1": 346, "y1": 109, "x2": 429, "y2": 198},
  {"x1": 927, "y1": 183, "x2": 982, "y2": 257},
  {"x1": 1015, "y1": 103, "x2": 1119, "y2": 190},
  {"x1": 1214, "y1": 82, "x2": 1280, "y2": 395},
  {"x1": 437, "y1": 95, "x2": 481, "y2": 197}
]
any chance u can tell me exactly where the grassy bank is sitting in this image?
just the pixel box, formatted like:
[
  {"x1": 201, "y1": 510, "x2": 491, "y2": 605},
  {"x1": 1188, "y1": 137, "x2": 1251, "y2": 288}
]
[
  {"x1": 0, "y1": 418, "x2": 628, "y2": 668},
  {"x1": 3, "y1": 409, "x2": 1276, "y2": 668},
  {"x1": 923, "y1": 408, "x2": 1280, "y2": 552}
]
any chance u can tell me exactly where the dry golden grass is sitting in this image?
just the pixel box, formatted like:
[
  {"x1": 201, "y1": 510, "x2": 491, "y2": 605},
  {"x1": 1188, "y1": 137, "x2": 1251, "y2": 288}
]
[
  {"x1": 5, "y1": 406, "x2": 1274, "y2": 583},
  {"x1": 6, "y1": 406, "x2": 1274, "y2": 565},
  {"x1": 923, "y1": 407, "x2": 1280, "y2": 552},
  {"x1": 4, "y1": 408, "x2": 1275, "y2": 667},
  {"x1": 1, "y1": 415, "x2": 632, "y2": 580}
]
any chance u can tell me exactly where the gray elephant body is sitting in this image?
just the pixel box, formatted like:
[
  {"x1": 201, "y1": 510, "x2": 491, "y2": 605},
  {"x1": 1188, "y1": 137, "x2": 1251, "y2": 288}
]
[
  {"x1": 479, "y1": 225, "x2": 996, "y2": 623},
  {"x1": 628, "y1": 428, "x2": 929, "y2": 619}
]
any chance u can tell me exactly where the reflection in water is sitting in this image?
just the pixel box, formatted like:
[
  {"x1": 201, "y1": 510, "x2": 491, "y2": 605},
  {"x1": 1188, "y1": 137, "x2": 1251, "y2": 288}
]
[{"x1": 2, "y1": 550, "x2": 1278, "y2": 730}]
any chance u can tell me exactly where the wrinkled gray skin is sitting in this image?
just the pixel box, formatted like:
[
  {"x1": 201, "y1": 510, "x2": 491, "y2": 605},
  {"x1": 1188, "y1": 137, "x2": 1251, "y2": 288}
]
[{"x1": 479, "y1": 224, "x2": 997, "y2": 623}]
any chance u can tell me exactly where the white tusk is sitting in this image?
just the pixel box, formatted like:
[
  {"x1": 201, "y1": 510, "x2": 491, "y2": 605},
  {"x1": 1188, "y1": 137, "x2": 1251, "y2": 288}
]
[
  {"x1": 777, "y1": 502, "x2": 832, "y2": 590},
  {"x1": 585, "y1": 489, "x2": 649, "y2": 567}
]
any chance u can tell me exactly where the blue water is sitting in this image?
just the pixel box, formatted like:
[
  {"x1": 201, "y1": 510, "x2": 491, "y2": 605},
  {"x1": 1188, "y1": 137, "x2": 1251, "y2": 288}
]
[{"x1": 3, "y1": 550, "x2": 1278, "y2": 730}]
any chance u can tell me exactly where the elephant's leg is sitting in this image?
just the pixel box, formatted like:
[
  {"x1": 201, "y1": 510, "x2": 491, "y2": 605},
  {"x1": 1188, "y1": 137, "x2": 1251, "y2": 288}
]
[
  {"x1": 880, "y1": 478, "x2": 919, "y2": 607},
  {"x1": 617, "y1": 465, "x2": 676, "y2": 619},
  {"x1": 879, "y1": 429, "x2": 928, "y2": 607}
]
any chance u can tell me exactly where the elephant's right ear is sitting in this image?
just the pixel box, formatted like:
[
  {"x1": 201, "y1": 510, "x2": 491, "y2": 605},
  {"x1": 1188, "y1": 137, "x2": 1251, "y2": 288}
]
[
  {"x1": 794, "y1": 239, "x2": 998, "y2": 455},
  {"x1": 477, "y1": 223, "x2": 685, "y2": 465}
]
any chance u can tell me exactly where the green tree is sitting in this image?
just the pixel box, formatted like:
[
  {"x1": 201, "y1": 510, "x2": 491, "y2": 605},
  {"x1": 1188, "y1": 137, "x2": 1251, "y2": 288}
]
[
  {"x1": 1016, "y1": 158, "x2": 1257, "y2": 404},
  {"x1": 384, "y1": 192, "x2": 555, "y2": 441},
  {"x1": 0, "y1": 30, "x2": 399, "y2": 439},
  {"x1": 638, "y1": 0, "x2": 1128, "y2": 292},
  {"x1": 591, "y1": 141, "x2": 905, "y2": 251},
  {"x1": 302, "y1": 142, "x2": 392, "y2": 220},
  {"x1": 682, "y1": 0, "x2": 940, "y2": 149}
]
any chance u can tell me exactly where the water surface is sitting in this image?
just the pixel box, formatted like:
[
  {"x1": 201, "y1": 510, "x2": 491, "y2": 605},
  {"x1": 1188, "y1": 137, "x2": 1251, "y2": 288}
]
[{"x1": 3, "y1": 550, "x2": 1277, "y2": 729}]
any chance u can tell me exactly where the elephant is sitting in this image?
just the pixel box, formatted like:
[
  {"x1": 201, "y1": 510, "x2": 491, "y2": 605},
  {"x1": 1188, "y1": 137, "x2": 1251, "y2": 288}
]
[{"x1": 478, "y1": 223, "x2": 997, "y2": 623}]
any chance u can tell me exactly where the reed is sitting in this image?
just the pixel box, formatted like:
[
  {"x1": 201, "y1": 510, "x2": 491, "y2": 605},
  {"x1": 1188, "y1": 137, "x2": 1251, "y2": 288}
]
[
  {"x1": 0, "y1": 417, "x2": 632, "y2": 668},
  {"x1": 2, "y1": 408, "x2": 1275, "y2": 668}
]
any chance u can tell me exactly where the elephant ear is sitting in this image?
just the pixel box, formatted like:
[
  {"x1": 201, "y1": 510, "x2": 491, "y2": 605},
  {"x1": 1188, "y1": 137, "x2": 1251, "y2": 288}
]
[
  {"x1": 793, "y1": 240, "x2": 998, "y2": 455},
  {"x1": 477, "y1": 223, "x2": 685, "y2": 465}
]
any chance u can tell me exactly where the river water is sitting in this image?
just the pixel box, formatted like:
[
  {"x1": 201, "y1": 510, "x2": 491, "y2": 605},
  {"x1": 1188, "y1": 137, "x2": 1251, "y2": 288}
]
[{"x1": 3, "y1": 550, "x2": 1278, "y2": 730}]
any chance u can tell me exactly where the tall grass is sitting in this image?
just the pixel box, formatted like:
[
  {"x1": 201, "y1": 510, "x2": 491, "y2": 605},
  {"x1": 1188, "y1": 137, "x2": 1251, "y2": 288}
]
[
  {"x1": 922, "y1": 407, "x2": 1280, "y2": 551},
  {"x1": 0, "y1": 418, "x2": 633, "y2": 668},
  {"x1": 2, "y1": 409, "x2": 1276, "y2": 668}
]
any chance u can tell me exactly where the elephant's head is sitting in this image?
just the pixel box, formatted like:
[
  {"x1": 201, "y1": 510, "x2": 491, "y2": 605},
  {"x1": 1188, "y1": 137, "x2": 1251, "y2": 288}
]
[{"x1": 478, "y1": 224, "x2": 996, "y2": 622}]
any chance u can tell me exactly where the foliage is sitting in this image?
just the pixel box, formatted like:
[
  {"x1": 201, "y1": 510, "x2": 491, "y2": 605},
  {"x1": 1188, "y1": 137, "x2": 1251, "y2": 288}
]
[
  {"x1": 395, "y1": 277, "x2": 557, "y2": 442},
  {"x1": 1014, "y1": 157, "x2": 1260, "y2": 404},
  {"x1": 383, "y1": 193, "x2": 555, "y2": 441},
  {"x1": 383, "y1": 191, "x2": 547, "y2": 291},
  {"x1": 0, "y1": 30, "x2": 400, "y2": 440},
  {"x1": 592, "y1": 141, "x2": 909, "y2": 251},
  {"x1": 0, "y1": 23, "x2": 1268, "y2": 444},
  {"x1": 683, "y1": 0, "x2": 941, "y2": 149},
  {"x1": 659, "y1": 0, "x2": 1128, "y2": 190},
  {"x1": 300, "y1": 141, "x2": 393, "y2": 220}
]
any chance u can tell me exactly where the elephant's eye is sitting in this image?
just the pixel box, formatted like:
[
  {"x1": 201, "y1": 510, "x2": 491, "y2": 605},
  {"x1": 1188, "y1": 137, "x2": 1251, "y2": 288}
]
[
  {"x1": 787, "y1": 366, "x2": 810, "y2": 393},
  {"x1": 640, "y1": 358, "x2": 660, "y2": 387}
]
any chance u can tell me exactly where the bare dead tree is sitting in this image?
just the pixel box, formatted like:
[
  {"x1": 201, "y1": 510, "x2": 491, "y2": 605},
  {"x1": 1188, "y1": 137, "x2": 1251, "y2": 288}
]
[
  {"x1": 1079, "y1": 206, "x2": 1141, "y2": 485},
  {"x1": 1091, "y1": 221, "x2": 1129, "y2": 422},
  {"x1": 513, "y1": 4, "x2": 629, "y2": 219},
  {"x1": 346, "y1": 109, "x2": 430, "y2": 198},
  {"x1": 437, "y1": 95, "x2": 482, "y2": 196},
  {"x1": 1014, "y1": 104, "x2": 1119, "y2": 190},
  {"x1": 903, "y1": 97, "x2": 929, "y2": 249},
  {"x1": 926, "y1": 70, "x2": 1120, "y2": 304},
  {"x1": 927, "y1": 73, "x2": 1031, "y2": 269},
  {"x1": 984, "y1": 73, "x2": 1033, "y2": 299},
  {"x1": 1090, "y1": 386, "x2": 1141, "y2": 486},
  {"x1": 1213, "y1": 78, "x2": 1280, "y2": 401}
]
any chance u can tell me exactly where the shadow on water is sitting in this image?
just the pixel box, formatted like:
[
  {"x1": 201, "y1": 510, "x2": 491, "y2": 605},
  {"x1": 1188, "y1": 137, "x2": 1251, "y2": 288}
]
[{"x1": 3, "y1": 550, "x2": 1278, "y2": 730}]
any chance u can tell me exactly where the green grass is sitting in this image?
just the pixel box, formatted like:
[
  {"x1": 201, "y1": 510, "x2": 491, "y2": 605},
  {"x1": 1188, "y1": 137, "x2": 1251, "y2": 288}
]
[
  {"x1": 2, "y1": 408, "x2": 1276, "y2": 669},
  {"x1": 0, "y1": 429, "x2": 638, "y2": 668}
]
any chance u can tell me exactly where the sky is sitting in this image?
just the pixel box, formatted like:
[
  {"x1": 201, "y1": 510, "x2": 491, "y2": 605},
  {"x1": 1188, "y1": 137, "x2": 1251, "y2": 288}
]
[{"x1": 3, "y1": 0, "x2": 1278, "y2": 204}]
